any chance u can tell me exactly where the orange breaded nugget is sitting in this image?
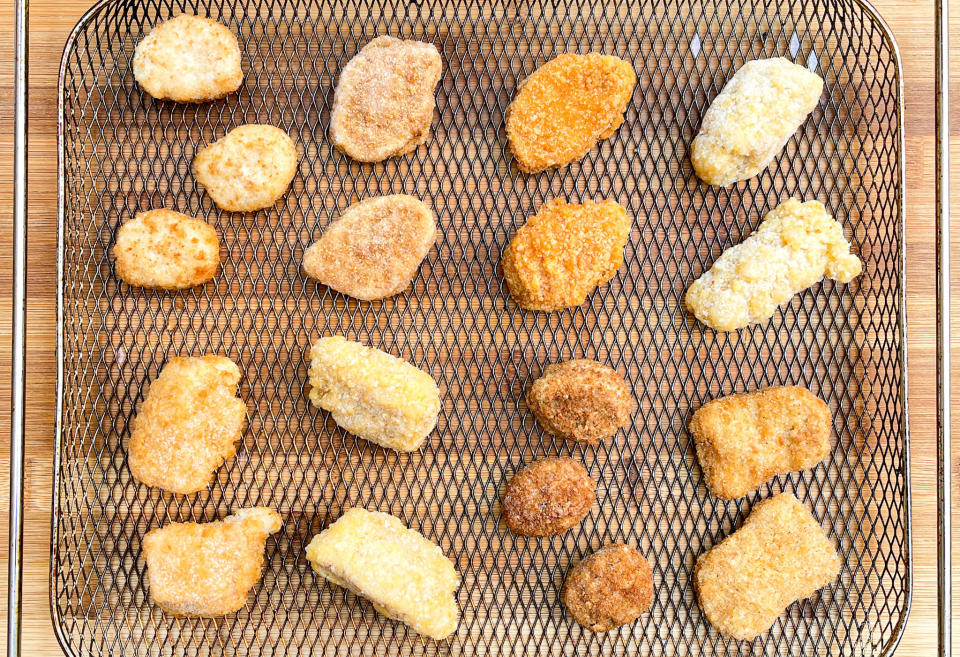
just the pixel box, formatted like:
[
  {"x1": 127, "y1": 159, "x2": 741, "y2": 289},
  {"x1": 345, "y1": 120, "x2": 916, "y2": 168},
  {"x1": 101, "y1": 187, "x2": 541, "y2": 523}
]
[
  {"x1": 562, "y1": 543, "x2": 653, "y2": 632},
  {"x1": 502, "y1": 198, "x2": 631, "y2": 311},
  {"x1": 694, "y1": 493, "x2": 841, "y2": 640},
  {"x1": 506, "y1": 53, "x2": 636, "y2": 172},
  {"x1": 689, "y1": 386, "x2": 831, "y2": 499},
  {"x1": 501, "y1": 457, "x2": 596, "y2": 537}
]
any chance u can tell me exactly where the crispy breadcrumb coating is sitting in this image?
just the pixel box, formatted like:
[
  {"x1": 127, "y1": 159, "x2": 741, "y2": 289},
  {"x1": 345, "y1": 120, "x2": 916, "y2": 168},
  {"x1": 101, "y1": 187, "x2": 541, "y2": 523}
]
[
  {"x1": 501, "y1": 457, "x2": 596, "y2": 537},
  {"x1": 562, "y1": 543, "x2": 653, "y2": 632}
]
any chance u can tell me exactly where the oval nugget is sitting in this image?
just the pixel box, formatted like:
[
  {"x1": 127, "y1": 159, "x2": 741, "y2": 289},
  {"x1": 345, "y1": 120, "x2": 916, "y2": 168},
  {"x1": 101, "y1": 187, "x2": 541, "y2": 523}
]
[
  {"x1": 562, "y1": 543, "x2": 654, "y2": 632},
  {"x1": 501, "y1": 457, "x2": 596, "y2": 536}
]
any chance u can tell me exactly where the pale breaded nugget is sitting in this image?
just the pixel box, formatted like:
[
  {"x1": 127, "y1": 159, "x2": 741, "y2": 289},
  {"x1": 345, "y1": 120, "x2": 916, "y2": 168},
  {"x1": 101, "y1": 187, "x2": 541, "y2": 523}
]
[
  {"x1": 562, "y1": 543, "x2": 653, "y2": 632},
  {"x1": 505, "y1": 53, "x2": 636, "y2": 173},
  {"x1": 133, "y1": 14, "x2": 243, "y2": 103},
  {"x1": 502, "y1": 198, "x2": 631, "y2": 311},
  {"x1": 330, "y1": 36, "x2": 442, "y2": 162},
  {"x1": 128, "y1": 356, "x2": 247, "y2": 495},
  {"x1": 694, "y1": 492, "x2": 842, "y2": 640},
  {"x1": 305, "y1": 507, "x2": 460, "y2": 640},
  {"x1": 527, "y1": 359, "x2": 633, "y2": 445},
  {"x1": 113, "y1": 208, "x2": 220, "y2": 290},
  {"x1": 142, "y1": 507, "x2": 281, "y2": 617},
  {"x1": 684, "y1": 199, "x2": 862, "y2": 331},
  {"x1": 501, "y1": 457, "x2": 596, "y2": 537},
  {"x1": 192, "y1": 124, "x2": 298, "y2": 212},
  {"x1": 691, "y1": 57, "x2": 823, "y2": 186},
  {"x1": 689, "y1": 386, "x2": 831, "y2": 499},
  {"x1": 307, "y1": 336, "x2": 440, "y2": 451},
  {"x1": 302, "y1": 195, "x2": 436, "y2": 300}
]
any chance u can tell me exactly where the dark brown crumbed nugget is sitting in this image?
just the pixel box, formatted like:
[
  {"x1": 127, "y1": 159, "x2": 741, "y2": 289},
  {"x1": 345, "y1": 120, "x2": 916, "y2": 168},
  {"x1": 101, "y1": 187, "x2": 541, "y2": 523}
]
[
  {"x1": 501, "y1": 457, "x2": 596, "y2": 537},
  {"x1": 562, "y1": 543, "x2": 653, "y2": 632}
]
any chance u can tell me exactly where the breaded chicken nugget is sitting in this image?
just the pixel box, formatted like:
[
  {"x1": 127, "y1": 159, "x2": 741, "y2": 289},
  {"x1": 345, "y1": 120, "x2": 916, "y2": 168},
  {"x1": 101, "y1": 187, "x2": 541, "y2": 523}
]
[
  {"x1": 133, "y1": 14, "x2": 243, "y2": 103},
  {"x1": 307, "y1": 336, "x2": 440, "y2": 452},
  {"x1": 302, "y1": 195, "x2": 436, "y2": 300},
  {"x1": 112, "y1": 208, "x2": 220, "y2": 290},
  {"x1": 192, "y1": 124, "x2": 298, "y2": 212},
  {"x1": 305, "y1": 508, "x2": 460, "y2": 640},
  {"x1": 128, "y1": 356, "x2": 247, "y2": 495},
  {"x1": 501, "y1": 457, "x2": 596, "y2": 537},
  {"x1": 142, "y1": 507, "x2": 281, "y2": 617},
  {"x1": 505, "y1": 53, "x2": 636, "y2": 173},
  {"x1": 502, "y1": 198, "x2": 631, "y2": 311},
  {"x1": 689, "y1": 386, "x2": 831, "y2": 499},
  {"x1": 330, "y1": 36, "x2": 442, "y2": 162},
  {"x1": 562, "y1": 543, "x2": 653, "y2": 632},
  {"x1": 694, "y1": 492, "x2": 841, "y2": 640},
  {"x1": 684, "y1": 199, "x2": 862, "y2": 331},
  {"x1": 691, "y1": 58, "x2": 823, "y2": 186}
]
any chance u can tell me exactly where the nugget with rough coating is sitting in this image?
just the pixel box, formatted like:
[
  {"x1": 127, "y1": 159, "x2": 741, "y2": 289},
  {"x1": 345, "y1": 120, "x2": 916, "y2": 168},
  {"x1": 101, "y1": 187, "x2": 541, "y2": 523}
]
[
  {"x1": 694, "y1": 492, "x2": 841, "y2": 640},
  {"x1": 502, "y1": 199, "x2": 631, "y2": 311},
  {"x1": 142, "y1": 507, "x2": 281, "y2": 617},
  {"x1": 506, "y1": 53, "x2": 636, "y2": 172},
  {"x1": 192, "y1": 124, "x2": 298, "y2": 212},
  {"x1": 691, "y1": 58, "x2": 823, "y2": 186},
  {"x1": 128, "y1": 356, "x2": 247, "y2": 494},
  {"x1": 302, "y1": 195, "x2": 436, "y2": 300},
  {"x1": 502, "y1": 457, "x2": 596, "y2": 536},
  {"x1": 330, "y1": 36, "x2": 442, "y2": 162},
  {"x1": 305, "y1": 507, "x2": 460, "y2": 640},
  {"x1": 684, "y1": 199, "x2": 862, "y2": 331},
  {"x1": 689, "y1": 386, "x2": 831, "y2": 499},
  {"x1": 562, "y1": 543, "x2": 653, "y2": 632}
]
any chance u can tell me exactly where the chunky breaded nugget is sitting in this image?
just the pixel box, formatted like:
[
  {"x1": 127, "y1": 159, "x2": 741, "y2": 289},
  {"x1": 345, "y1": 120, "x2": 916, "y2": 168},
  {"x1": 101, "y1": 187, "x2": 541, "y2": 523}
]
[
  {"x1": 192, "y1": 124, "x2": 298, "y2": 212},
  {"x1": 689, "y1": 386, "x2": 831, "y2": 499},
  {"x1": 562, "y1": 543, "x2": 653, "y2": 632},
  {"x1": 502, "y1": 457, "x2": 596, "y2": 537},
  {"x1": 502, "y1": 198, "x2": 631, "y2": 311},
  {"x1": 684, "y1": 198, "x2": 862, "y2": 331},
  {"x1": 694, "y1": 493, "x2": 841, "y2": 640},
  {"x1": 505, "y1": 53, "x2": 636, "y2": 172},
  {"x1": 112, "y1": 208, "x2": 220, "y2": 289},
  {"x1": 142, "y1": 507, "x2": 281, "y2": 617},
  {"x1": 691, "y1": 58, "x2": 823, "y2": 186},
  {"x1": 302, "y1": 195, "x2": 436, "y2": 300},
  {"x1": 308, "y1": 336, "x2": 440, "y2": 451},
  {"x1": 128, "y1": 356, "x2": 247, "y2": 495},
  {"x1": 305, "y1": 508, "x2": 460, "y2": 640},
  {"x1": 133, "y1": 14, "x2": 243, "y2": 103},
  {"x1": 330, "y1": 36, "x2": 442, "y2": 162}
]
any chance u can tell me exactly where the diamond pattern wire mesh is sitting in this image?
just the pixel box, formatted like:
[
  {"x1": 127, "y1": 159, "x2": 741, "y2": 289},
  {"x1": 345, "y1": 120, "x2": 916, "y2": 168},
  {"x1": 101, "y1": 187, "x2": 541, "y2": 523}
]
[{"x1": 53, "y1": 0, "x2": 908, "y2": 655}]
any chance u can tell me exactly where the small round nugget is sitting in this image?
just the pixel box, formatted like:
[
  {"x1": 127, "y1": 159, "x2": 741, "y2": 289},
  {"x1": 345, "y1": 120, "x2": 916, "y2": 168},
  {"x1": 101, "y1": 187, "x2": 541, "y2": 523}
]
[
  {"x1": 502, "y1": 457, "x2": 596, "y2": 537},
  {"x1": 562, "y1": 543, "x2": 654, "y2": 632},
  {"x1": 192, "y1": 124, "x2": 298, "y2": 212},
  {"x1": 133, "y1": 14, "x2": 243, "y2": 103}
]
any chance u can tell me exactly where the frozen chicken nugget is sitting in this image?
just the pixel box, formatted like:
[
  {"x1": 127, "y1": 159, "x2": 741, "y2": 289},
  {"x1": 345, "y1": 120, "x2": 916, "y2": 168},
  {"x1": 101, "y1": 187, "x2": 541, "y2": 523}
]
[
  {"x1": 128, "y1": 355, "x2": 247, "y2": 494},
  {"x1": 506, "y1": 53, "x2": 636, "y2": 172},
  {"x1": 133, "y1": 14, "x2": 243, "y2": 103},
  {"x1": 694, "y1": 493, "x2": 842, "y2": 640},
  {"x1": 691, "y1": 57, "x2": 823, "y2": 186},
  {"x1": 308, "y1": 336, "x2": 441, "y2": 451},
  {"x1": 142, "y1": 507, "x2": 281, "y2": 617},
  {"x1": 192, "y1": 124, "x2": 298, "y2": 212},
  {"x1": 684, "y1": 198, "x2": 862, "y2": 331},
  {"x1": 305, "y1": 508, "x2": 460, "y2": 640},
  {"x1": 689, "y1": 386, "x2": 831, "y2": 499}
]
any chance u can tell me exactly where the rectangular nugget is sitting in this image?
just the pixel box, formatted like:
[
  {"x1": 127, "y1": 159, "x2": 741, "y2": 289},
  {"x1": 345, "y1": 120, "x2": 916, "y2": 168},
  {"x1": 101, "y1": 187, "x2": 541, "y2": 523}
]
[{"x1": 694, "y1": 493, "x2": 842, "y2": 640}]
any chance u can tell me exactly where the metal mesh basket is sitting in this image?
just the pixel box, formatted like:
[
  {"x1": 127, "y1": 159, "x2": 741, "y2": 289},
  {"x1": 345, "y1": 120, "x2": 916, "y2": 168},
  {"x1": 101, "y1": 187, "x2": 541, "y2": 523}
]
[{"x1": 52, "y1": 0, "x2": 909, "y2": 655}]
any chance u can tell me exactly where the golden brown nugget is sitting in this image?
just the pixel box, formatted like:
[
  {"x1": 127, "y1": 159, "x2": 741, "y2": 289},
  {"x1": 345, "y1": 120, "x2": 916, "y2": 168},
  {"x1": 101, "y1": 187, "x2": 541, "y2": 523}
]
[
  {"x1": 694, "y1": 493, "x2": 841, "y2": 640},
  {"x1": 502, "y1": 198, "x2": 631, "y2": 311},
  {"x1": 305, "y1": 508, "x2": 460, "y2": 640},
  {"x1": 330, "y1": 36, "x2": 442, "y2": 162},
  {"x1": 527, "y1": 359, "x2": 633, "y2": 445},
  {"x1": 113, "y1": 208, "x2": 220, "y2": 290},
  {"x1": 689, "y1": 386, "x2": 831, "y2": 499},
  {"x1": 142, "y1": 507, "x2": 281, "y2": 617},
  {"x1": 133, "y1": 14, "x2": 243, "y2": 103},
  {"x1": 302, "y1": 195, "x2": 436, "y2": 300},
  {"x1": 128, "y1": 356, "x2": 247, "y2": 495},
  {"x1": 562, "y1": 543, "x2": 653, "y2": 632},
  {"x1": 506, "y1": 53, "x2": 636, "y2": 172},
  {"x1": 192, "y1": 124, "x2": 298, "y2": 212},
  {"x1": 684, "y1": 199, "x2": 862, "y2": 331},
  {"x1": 501, "y1": 457, "x2": 596, "y2": 537},
  {"x1": 691, "y1": 58, "x2": 823, "y2": 186}
]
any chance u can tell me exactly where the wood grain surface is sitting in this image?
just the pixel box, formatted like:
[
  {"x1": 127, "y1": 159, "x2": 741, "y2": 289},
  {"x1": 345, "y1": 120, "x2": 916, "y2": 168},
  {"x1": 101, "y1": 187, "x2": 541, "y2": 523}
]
[{"x1": 0, "y1": 0, "x2": 955, "y2": 655}]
